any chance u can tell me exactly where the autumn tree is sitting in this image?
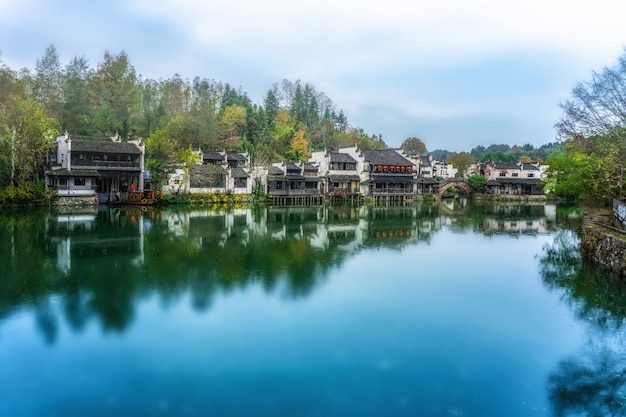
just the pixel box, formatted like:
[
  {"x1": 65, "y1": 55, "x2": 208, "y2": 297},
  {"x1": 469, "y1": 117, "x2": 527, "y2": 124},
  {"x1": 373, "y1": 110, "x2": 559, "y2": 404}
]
[
  {"x1": 401, "y1": 137, "x2": 427, "y2": 155},
  {"x1": 286, "y1": 130, "x2": 310, "y2": 162},
  {"x1": 218, "y1": 104, "x2": 247, "y2": 150},
  {"x1": 446, "y1": 152, "x2": 475, "y2": 177}
]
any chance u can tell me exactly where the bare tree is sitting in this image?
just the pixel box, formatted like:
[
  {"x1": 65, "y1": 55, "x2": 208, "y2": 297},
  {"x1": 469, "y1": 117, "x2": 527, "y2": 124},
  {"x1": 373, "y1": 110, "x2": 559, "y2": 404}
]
[{"x1": 556, "y1": 49, "x2": 626, "y2": 140}]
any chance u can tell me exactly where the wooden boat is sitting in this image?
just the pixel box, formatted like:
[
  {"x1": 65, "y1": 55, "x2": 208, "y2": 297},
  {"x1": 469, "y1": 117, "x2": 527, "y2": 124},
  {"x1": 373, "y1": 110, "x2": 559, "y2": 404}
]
[{"x1": 108, "y1": 190, "x2": 163, "y2": 206}]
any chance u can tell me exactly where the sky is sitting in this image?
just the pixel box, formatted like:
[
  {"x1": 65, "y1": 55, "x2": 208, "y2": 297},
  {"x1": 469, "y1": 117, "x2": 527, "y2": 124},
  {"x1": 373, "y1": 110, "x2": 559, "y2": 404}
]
[{"x1": 1, "y1": 0, "x2": 626, "y2": 151}]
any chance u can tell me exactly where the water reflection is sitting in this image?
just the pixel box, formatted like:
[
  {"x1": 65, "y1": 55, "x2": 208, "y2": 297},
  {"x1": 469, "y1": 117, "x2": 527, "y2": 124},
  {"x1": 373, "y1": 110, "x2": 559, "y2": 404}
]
[
  {"x1": 539, "y1": 223, "x2": 626, "y2": 416},
  {"x1": 0, "y1": 202, "x2": 580, "y2": 346}
]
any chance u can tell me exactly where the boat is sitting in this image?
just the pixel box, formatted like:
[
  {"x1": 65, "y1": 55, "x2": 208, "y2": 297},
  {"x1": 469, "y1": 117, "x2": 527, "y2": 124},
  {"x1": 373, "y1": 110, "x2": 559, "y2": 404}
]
[{"x1": 107, "y1": 190, "x2": 163, "y2": 206}]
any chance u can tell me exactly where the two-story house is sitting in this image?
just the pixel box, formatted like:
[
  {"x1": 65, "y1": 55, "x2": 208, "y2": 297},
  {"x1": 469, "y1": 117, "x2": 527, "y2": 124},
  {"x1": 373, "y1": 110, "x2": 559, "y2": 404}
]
[
  {"x1": 265, "y1": 161, "x2": 322, "y2": 204},
  {"x1": 360, "y1": 149, "x2": 415, "y2": 200},
  {"x1": 45, "y1": 134, "x2": 145, "y2": 204},
  {"x1": 182, "y1": 151, "x2": 253, "y2": 194},
  {"x1": 475, "y1": 161, "x2": 544, "y2": 195},
  {"x1": 310, "y1": 147, "x2": 361, "y2": 198}
]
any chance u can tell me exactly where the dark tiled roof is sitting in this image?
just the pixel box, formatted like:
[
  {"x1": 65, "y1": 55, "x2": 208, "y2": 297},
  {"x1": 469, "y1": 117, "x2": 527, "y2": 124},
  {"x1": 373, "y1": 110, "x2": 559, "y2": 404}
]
[
  {"x1": 268, "y1": 166, "x2": 284, "y2": 175},
  {"x1": 493, "y1": 163, "x2": 520, "y2": 170},
  {"x1": 46, "y1": 168, "x2": 100, "y2": 177},
  {"x1": 71, "y1": 136, "x2": 141, "y2": 154},
  {"x1": 329, "y1": 174, "x2": 361, "y2": 182},
  {"x1": 330, "y1": 153, "x2": 357, "y2": 163},
  {"x1": 227, "y1": 153, "x2": 247, "y2": 161},
  {"x1": 203, "y1": 152, "x2": 225, "y2": 162},
  {"x1": 231, "y1": 167, "x2": 248, "y2": 178},
  {"x1": 362, "y1": 150, "x2": 412, "y2": 166},
  {"x1": 303, "y1": 162, "x2": 318, "y2": 171},
  {"x1": 189, "y1": 164, "x2": 226, "y2": 188},
  {"x1": 420, "y1": 156, "x2": 431, "y2": 167},
  {"x1": 521, "y1": 163, "x2": 540, "y2": 171},
  {"x1": 286, "y1": 162, "x2": 301, "y2": 170}
]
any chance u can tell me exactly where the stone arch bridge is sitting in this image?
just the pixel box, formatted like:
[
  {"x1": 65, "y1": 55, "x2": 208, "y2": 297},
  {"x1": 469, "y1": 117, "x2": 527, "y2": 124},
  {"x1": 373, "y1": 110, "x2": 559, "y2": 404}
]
[{"x1": 435, "y1": 178, "x2": 473, "y2": 199}]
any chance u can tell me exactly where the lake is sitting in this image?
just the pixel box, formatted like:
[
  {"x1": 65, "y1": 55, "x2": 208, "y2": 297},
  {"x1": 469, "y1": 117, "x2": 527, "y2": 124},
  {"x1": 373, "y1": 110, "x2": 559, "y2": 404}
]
[{"x1": 0, "y1": 201, "x2": 624, "y2": 417}]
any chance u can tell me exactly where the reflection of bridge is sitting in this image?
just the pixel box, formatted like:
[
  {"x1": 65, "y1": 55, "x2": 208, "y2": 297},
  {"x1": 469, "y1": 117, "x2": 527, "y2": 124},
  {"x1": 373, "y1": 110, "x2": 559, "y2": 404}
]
[{"x1": 435, "y1": 178, "x2": 472, "y2": 199}]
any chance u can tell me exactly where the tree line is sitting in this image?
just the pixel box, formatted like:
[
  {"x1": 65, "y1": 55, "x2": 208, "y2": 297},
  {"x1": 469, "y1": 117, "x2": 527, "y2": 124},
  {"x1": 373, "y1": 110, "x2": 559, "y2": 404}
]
[
  {"x1": 546, "y1": 48, "x2": 626, "y2": 205},
  {"x1": 0, "y1": 45, "x2": 386, "y2": 203}
]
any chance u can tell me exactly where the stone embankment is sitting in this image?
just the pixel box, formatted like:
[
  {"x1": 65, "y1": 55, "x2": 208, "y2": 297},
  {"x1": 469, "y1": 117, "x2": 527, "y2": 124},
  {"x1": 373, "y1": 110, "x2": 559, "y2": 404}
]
[{"x1": 580, "y1": 206, "x2": 626, "y2": 277}]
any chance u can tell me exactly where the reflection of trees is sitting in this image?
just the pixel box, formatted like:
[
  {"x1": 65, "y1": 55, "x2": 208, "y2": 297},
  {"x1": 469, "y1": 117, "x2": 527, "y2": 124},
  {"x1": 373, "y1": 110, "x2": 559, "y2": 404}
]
[
  {"x1": 549, "y1": 343, "x2": 626, "y2": 417},
  {"x1": 539, "y1": 224, "x2": 626, "y2": 416},
  {"x1": 0, "y1": 202, "x2": 573, "y2": 344}
]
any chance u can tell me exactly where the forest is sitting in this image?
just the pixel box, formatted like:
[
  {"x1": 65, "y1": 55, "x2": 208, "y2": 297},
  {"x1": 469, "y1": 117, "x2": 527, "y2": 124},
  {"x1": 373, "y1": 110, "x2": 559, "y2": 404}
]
[
  {"x1": 0, "y1": 46, "x2": 386, "y2": 202},
  {"x1": 3, "y1": 44, "x2": 625, "y2": 206}
]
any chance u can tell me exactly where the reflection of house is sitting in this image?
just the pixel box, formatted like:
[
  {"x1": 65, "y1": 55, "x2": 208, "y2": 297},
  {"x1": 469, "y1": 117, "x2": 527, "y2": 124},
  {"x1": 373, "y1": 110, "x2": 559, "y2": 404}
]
[
  {"x1": 474, "y1": 162, "x2": 545, "y2": 195},
  {"x1": 46, "y1": 133, "x2": 145, "y2": 204}
]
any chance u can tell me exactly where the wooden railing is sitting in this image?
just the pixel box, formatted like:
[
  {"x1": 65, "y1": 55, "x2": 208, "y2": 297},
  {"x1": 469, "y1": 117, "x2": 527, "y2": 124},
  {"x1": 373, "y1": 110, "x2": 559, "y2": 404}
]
[{"x1": 72, "y1": 161, "x2": 140, "y2": 168}]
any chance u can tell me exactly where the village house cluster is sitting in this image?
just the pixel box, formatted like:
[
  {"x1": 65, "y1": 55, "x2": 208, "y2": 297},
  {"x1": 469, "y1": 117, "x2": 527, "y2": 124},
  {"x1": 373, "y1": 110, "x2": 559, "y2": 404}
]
[{"x1": 45, "y1": 134, "x2": 547, "y2": 204}]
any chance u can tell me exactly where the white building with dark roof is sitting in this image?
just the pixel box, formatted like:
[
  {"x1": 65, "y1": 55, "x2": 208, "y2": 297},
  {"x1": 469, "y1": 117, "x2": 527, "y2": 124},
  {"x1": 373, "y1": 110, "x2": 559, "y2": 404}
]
[{"x1": 45, "y1": 133, "x2": 145, "y2": 204}]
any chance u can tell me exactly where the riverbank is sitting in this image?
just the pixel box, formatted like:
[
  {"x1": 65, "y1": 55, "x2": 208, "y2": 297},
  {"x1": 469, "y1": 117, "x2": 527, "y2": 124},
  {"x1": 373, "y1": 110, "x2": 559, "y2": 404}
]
[{"x1": 580, "y1": 206, "x2": 626, "y2": 277}]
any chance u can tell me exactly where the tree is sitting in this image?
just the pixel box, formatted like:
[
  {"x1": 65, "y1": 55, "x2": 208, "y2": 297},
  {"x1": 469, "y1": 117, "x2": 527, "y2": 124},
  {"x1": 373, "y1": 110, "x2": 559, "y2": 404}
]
[
  {"x1": 287, "y1": 130, "x2": 309, "y2": 162},
  {"x1": 61, "y1": 55, "x2": 93, "y2": 134},
  {"x1": 446, "y1": 152, "x2": 475, "y2": 177},
  {"x1": 263, "y1": 85, "x2": 280, "y2": 128},
  {"x1": 547, "y1": 49, "x2": 626, "y2": 204},
  {"x1": 1, "y1": 99, "x2": 57, "y2": 199},
  {"x1": 218, "y1": 104, "x2": 247, "y2": 150},
  {"x1": 401, "y1": 137, "x2": 427, "y2": 155},
  {"x1": 33, "y1": 45, "x2": 63, "y2": 121},
  {"x1": 545, "y1": 134, "x2": 625, "y2": 204},
  {"x1": 91, "y1": 51, "x2": 138, "y2": 139},
  {"x1": 480, "y1": 151, "x2": 517, "y2": 163},
  {"x1": 556, "y1": 48, "x2": 626, "y2": 141},
  {"x1": 467, "y1": 174, "x2": 487, "y2": 192}
]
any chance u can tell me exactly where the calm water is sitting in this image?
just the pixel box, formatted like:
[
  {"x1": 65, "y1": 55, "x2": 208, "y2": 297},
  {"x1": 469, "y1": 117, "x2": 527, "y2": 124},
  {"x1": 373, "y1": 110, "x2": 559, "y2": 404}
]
[{"x1": 0, "y1": 201, "x2": 624, "y2": 417}]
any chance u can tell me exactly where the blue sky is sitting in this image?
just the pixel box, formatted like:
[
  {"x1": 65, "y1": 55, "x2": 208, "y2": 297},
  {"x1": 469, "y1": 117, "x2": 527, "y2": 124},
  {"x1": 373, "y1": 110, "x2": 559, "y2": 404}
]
[{"x1": 1, "y1": 0, "x2": 626, "y2": 151}]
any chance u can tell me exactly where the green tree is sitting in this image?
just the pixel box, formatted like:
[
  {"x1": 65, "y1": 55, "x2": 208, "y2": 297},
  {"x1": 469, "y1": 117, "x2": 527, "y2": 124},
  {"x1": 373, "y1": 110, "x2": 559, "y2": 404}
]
[
  {"x1": 33, "y1": 45, "x2": 63, "y2": 121},
  {"x1": 61, "y1": 55, "x2": 93, "y2": 134},
  {"x1": 467, "y1": 174, "x2": 487, "y2": 192},
  {"x1": 446, "y1": 152, "x2": 475, "y2": 177},
  {"x1": 1, "y1": 100, "x2": 58, "y2": 200},
  {"x1": 545, "y1": 134, "x2": 625, "y2": 204},
  {"x1": 91, "y1": 51, "x2": 138, "y2": 139},
  {"x1": 401, "y1": 137, "x2": 427, "y2": 155}
]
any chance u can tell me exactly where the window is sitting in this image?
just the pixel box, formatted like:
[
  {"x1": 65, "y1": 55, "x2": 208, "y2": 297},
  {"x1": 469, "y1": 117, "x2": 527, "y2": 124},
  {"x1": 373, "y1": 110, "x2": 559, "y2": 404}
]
[
  {"x1": 499, "y1": 172, "x2": 506, "y2": 177},
  {"x1": 527, "y1": 173, "x2": 535, "y2": 178},
  {"x1": 512, "y1": 172, "x2": 518, "y2": 177},
  {"x1": 74, "y1": 177, "x2": 85, "y2": 186},
  {"x1": 235, "y1": 178, "x2": 247, "y2": 188}
]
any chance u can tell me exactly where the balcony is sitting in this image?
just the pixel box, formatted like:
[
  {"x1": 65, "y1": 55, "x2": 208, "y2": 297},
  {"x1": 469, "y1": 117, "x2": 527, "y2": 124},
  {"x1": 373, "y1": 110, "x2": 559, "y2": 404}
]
[{"x1": 72, "y1": 160, "x2": 140, "y2": 169}]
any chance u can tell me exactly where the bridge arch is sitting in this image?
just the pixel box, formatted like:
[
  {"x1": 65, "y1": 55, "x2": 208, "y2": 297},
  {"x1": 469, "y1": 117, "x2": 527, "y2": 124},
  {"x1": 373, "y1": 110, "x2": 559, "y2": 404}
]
[{"x1": 435, "y1": 178, "x2": 473, "y2": 199}]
